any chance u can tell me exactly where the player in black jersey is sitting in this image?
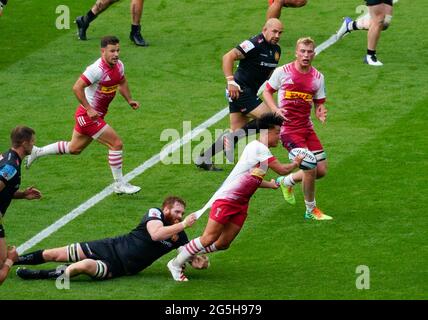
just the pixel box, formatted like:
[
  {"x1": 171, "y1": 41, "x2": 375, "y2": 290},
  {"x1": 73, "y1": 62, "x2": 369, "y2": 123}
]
[
  {"x1": 0, "y1": 126, "x2": 42, "y2": 285},
  {"x1": 196, "y1": 18, "x2": 283, "y2": 171},
  {"x1": 15, "y1": 196, "x2": 208, "y2": 282}
]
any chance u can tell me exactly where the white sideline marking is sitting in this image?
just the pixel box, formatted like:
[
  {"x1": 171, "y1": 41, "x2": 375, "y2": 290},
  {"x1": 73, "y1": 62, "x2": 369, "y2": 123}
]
[{"x1": 17, "y1": 107, "x2": 229, "y2": 254}]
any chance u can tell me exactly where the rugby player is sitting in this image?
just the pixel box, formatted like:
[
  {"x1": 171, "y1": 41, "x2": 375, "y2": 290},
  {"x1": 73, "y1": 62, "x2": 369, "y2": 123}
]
[
  {"x1": 25, "y1": 36, "x2": 141, "y2": 195},
  {"x1": 169, "y1": 113, "x2": 304, "y2": 281},
  {"x1": 0, "y1": 126, "x2": 42, "y2": 285},
  {"x1": 76, "y1": 0, "x2": 148, "y2": 46},
  {"x1": 335, "y1": 0, "x2": 394, "y2": 66},
  {"x1": 263, "y1": 37, "x2": 332, "y2": 220},
  {"x1": 15, "y1": 197, "x2": 209, "y2": 281},
  {"x1": 196, "y1": 19, "x2": 283, "y2": 171}
]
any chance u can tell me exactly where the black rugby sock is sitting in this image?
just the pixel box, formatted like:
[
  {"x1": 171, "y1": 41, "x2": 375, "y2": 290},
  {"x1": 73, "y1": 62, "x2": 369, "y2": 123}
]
[
  {"x1": 198, "y1": 119, "x2": 260, "y2": 163},
  {"x1": 85, "y1": 10, "x2": 97, "y2": 24},
  {"x1": 16, "y1": 249, "x2": 45, "y2": 265}
]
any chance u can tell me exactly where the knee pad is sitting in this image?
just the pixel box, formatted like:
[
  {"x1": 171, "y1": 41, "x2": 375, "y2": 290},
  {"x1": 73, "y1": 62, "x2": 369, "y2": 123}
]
[
  {"x1": 92, "y1": 260, "x2": 108, "y2": 280},
  {"x1": 383, "y1": 15, "x2": 392, "y2": 30},
  {"x1": 66, "y1": 243, "x2": 81, "y2": 262}
]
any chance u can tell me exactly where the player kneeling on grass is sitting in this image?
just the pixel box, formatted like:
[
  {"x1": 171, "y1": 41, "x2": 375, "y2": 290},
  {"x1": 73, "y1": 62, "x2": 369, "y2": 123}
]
[
  {"x1": 168, "y1": 113, "x2": 304, "y2": 281},
  {"x1": 15, "y1": 196, "x2": 208, "y2": 282}
]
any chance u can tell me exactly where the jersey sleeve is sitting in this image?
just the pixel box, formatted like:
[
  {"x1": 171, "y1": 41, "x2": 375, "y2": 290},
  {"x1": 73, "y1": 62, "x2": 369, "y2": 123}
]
[
  {"x1": 118, "y1": 60, "x2": 125, "y2": 81},
  {"x1": 266, "y1": 67, "x2": 283, "y2": 92},
  {"x1": 0, "y1": 164, "x2": 17, "y2": 184},
  {"x1": 236, "y1": 38, "x2": 257, "y2": 57},
  {"x1": 313, "y1": 73, "x2": 326, "y2": 104},
  {"x1": 145, "y1": 208, "x2": 164, "y2": 223},
  {"x1": 256, "y1": 143, "x2": 275, "y2": 164},
  {"x1": 81, "y1": 62, "x2": 102, "y2": 85}
]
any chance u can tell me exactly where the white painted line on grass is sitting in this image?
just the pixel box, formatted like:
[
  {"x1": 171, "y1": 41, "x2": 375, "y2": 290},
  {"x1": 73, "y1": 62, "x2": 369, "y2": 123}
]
[{"x1": 17, "y1": 107, "x2": 229, "y2": 254}]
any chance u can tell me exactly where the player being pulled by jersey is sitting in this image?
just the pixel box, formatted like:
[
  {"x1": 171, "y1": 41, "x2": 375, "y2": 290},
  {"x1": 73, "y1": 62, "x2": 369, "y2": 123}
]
[
  {"x1": 263, "y1": 37, "x2": 332, "y2": 221},
  {"x1": 267, "y1": 0, "x2": 308, "y2": 20},
  {"x1": 15, "y1": 196, "x2": 209, "y2": 282},
  {"x1": 335, "y1": 0, "x2": 394, "y2": 66},
  {"x1": 168, "y1": 113, "x2": 304, "y2": 281},
  {"x1": 25, "y1": 36, "x2": 141, "y2": 195}
]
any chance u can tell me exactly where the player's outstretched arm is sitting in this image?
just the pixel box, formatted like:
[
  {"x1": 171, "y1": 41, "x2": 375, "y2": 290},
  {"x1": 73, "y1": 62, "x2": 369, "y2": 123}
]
[
  {"x1": 260, "y1": 178, "x2": 280, "y2": 189},
  {"x1": 269, "y1": 156, "x2": 303, "y2": 175},
  {"x1": 147, "y1": 213, "x2": 197, "y2": 242}
]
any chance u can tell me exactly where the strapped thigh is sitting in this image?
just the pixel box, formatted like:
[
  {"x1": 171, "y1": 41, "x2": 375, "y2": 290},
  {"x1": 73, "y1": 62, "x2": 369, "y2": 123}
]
[
  {"x1": 92, "y1": 260, "x2": 109, "y2": 280},
  {"x1": 66, "y1": 243, "x2": 82, "y2": 262}
]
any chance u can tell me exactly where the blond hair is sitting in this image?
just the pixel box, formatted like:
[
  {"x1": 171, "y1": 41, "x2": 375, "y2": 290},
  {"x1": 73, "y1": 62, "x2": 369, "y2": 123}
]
[{"x1": 296, "y1": 37, "x2": 315, "y2": 49}]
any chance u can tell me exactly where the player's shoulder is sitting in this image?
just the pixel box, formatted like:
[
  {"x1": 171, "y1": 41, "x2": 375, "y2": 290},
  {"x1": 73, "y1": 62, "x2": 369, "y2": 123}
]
[
  {"x1": 84, "y1": 58, "x2": 104, "y2": 74},
  {"x1": 144, "y1": 207, "x2": 164, "y2": 222},
  {"x1": 247, "y1": 140, "x2": 268, "y2": 153},
  {"x1": 310, "y1": 66, "x2": 324, "y2": 80}
]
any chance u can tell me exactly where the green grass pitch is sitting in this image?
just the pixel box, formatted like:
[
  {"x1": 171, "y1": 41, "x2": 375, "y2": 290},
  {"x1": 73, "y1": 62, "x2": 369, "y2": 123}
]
[{"x1": 0, "y1": 0, "x2": 427, "y2": 299}]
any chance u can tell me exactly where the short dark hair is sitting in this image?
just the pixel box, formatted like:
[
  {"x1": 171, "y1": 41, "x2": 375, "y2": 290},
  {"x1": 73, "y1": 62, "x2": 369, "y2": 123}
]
[
  {"x1": 101, "y1": 36, "x2": 120, "y2": 48},
  {"x1": 10, "y1": 126, "x2": 35, "y2": 148},
  {"x1": 162, "y1": 196, "x2": 186, "y2": 210},
  {"x1": 256, "y1": 112, "x2": 284, "y2": 130}
]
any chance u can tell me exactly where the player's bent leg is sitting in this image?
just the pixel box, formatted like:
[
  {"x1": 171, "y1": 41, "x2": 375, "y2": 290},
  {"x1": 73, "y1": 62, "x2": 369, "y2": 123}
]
[
  {"x1": 213, "y1": 222, "x2": 242, "y2": 251},
  {"x1": 95, "y1": 125, "x2": 123, "y2": 150},
  {"x1": 69, "y1": 129, "x2": 93, "y2": 155},
  {"x1": 65, "y1": 259, "x2": 100, "y2": 279}
]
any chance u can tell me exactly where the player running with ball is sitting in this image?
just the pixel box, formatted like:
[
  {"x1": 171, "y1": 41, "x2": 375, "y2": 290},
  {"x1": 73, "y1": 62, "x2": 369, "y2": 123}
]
[
  {"x1": 263, "y1": 37, "x2": 332, "y2": 221},
  {"x1": 168, "y1": 113, "x2": 304, "y2": 281}
]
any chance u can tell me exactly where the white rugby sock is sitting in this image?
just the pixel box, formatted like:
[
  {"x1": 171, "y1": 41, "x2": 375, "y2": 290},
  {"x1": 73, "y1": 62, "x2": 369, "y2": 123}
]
[
  {"x1": 38, "y1": 141, "x2": 70, "y2": 156},
  {"x1": 200, "y1": 243, "x2": 218, "y2": 254},
  {"x1": 109, "y1": 150, "x2": 123, "y2": 182},
  {"x1": 305, "y1": 200, "x2": 316, "y2": 213},
  {"x1": 173, "y1": 237, "x2": 204, "y2": 266},
  {"x1": 283, "y1": 174, "x2": 296, "y2": 187}
]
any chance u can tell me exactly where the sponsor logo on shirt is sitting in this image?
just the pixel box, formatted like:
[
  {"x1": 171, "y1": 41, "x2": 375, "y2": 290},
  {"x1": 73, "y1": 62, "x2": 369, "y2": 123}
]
[
  {"x1": 239, "y1": 40, "x2": 255, "y2": 53},
  {"x1": 0, "y1": 164, "x2": 17, "y2": 181},
  {"x1": 160, "y1": 240, "x2": 173, "y2": 248},
  {"x1": 260, "y1": 61, "x2": 278, "y2": 68},
  {"x1": 99, "y1": 84, "x2": 118, "y2": 94},
  {"x1": 148, "y1": 208, "x2": 162, "y2": 219},
  {"x1": 274, "y1": 51, "x2": 280, "y2": 61},
  {"x1": 284, "y1": 91, "x2": 313, "y2": 102}
]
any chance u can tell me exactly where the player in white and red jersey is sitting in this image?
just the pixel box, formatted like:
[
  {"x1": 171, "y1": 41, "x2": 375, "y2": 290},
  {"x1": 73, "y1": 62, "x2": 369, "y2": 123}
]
[
  {"x1": 263, "y1": 37, "x2": 332, "y2": 220},
  {"x1": 25, "y1": 36, "x2": 141, "y2": 195},
  {"x1": 167, "y1": 113, "x2": 304, "y2": 281}
]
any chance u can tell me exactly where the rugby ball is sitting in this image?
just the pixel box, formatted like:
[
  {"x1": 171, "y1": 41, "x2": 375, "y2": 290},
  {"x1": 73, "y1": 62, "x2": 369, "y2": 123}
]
[{"x1": 288, "y1": 148, "x2": 317, "y2": 170}]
